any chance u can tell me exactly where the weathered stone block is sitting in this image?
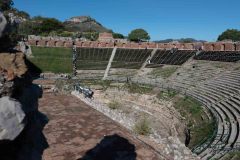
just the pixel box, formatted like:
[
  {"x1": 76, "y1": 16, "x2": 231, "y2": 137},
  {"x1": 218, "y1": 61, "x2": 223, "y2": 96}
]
[{"x1": 0, "y1": 97, "x2": 25, "y2": 140}]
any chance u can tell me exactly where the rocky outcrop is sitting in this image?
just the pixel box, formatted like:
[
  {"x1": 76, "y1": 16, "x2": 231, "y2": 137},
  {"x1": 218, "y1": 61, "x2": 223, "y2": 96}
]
[
  {"x1": 0, "y1": 51, "x2": 48, "y2": 159},
  {"x1": 64, "y1": 16, "x2": 110, "y2": 32},
  {"x1": 0, "y1": 12, "x2": 7, "y2": 37},
  {"x1": 0, "y1": 13, "x2": 48, "y2": 159}
]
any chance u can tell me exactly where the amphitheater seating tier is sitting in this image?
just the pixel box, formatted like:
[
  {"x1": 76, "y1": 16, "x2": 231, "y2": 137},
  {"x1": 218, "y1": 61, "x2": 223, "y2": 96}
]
[
  {"x1": 111, "y1": 49, "x2": 152, "y2": 69},
  {"x1": 194, "y1": 51, "x2": 240, "y2": 62},
  {"x1": 146, "y1": 50, "x2": 195, "y2": 67},
  {"x1": 73, "y1": 47, "x2": 240, "y2": 158},
  {"x1": 76, "y1": 48, "x2": 113, "y2": 70}
]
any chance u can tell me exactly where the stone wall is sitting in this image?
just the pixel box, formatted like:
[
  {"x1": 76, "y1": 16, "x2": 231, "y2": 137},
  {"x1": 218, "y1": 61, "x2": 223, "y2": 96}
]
[
  {"x1": 72, "y1": 91, "x2": 199, "y2": 160},
  {"x1": 27, "y1": 35, "x2": 240, "y2": 51}
]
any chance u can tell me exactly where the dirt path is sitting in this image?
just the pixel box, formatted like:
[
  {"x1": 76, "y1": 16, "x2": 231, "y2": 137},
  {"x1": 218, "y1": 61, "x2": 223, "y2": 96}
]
[{"x1": 39, "y1": 92, "x2": 162, "y2": 160}]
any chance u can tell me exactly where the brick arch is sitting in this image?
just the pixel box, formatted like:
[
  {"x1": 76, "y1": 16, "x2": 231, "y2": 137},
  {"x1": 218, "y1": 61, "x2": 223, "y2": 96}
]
[
  {"x1": 89, "y1": 42, "x2": 92, "y2": 47},
  {"x1": 233, "y1": 43, "x2": 237, "y2": 51},
  {"x1": 210, "y1": 44, "x2": 214, "y2": 51},
  {"x1": 190, "y1": 44, "x2": 194, "y2": 50},
  {"x1": 63, "y1": 41, "x2": 66, "y2": 47},
  {"x1": 45, "y1": 41, "x2": 49, "y2": 47},
  {"x1": 181, "y1": 44, "x2": 185, "y2": 49},
  {"x1": 36, "y1": 41, "x2": 39, "y2": 46},
  {"x1": 221, "y1": 44, "x2": 226, "y2": 51}
]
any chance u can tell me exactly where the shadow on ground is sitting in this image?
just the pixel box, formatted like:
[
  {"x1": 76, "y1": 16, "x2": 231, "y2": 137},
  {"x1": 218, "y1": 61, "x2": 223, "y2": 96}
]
[
  {"x1": 25, "y1": 58, "x2": 42, "y2": 78},
  {"x1": 79, "y1": 134, "x2": 137, "y2": 160}
]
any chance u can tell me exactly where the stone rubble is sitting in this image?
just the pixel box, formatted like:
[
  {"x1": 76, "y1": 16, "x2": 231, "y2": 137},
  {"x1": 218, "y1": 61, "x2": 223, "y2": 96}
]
[{"x1": 72, "y1": 91, "x2": 200, "y2": 160}]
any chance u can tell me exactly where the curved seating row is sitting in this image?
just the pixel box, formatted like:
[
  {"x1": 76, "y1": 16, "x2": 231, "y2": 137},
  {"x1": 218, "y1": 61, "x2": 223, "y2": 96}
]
[{"x1": 185, "y1": 70, "x2": 240, "y2": 159}]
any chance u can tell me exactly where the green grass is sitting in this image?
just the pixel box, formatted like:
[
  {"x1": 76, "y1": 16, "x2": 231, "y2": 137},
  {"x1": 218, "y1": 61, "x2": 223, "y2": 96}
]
[
  {"x1": 108, "y1": 101, "x2": 122, "y2": 110},
  {"x1": 28, "y1": 46, "x2": 72, "y2": 73},
  {"x1": 111, "y1": 62, "x2": 142, "y2": 69},
  {"x1": 172, "y1": 96, "x2": 215, "y2": 148},
  {"x1": 234, "y1": 66, "x2": 240, "y2": 70},
  {"x1": 157, "y1": 91, "x2": 215, "y2": 149},
  {"x1": 123, "y1": 83, "x2": 153, "y2": 94},
  {"x1": 133, "y1": 117, "x2": 152, "y2": 136},
  {"x1": 149, "y1": 66, "x2": 178, "y2": 78},
  {"x1": 221, "y1": 151, "x2": 240, "y2": 160},
  {"x1": 213, "y1": 63, "x2": 228, "y2": 69},
  {"x1": 76, "y1": 61, "x2": 108, "y2": 70},
  {"x1": 81, "y1": 80, "x2": 112, "y2": 90},
  {"x1": 157, "y1": 89, "x2": 177, "y2": 100}
]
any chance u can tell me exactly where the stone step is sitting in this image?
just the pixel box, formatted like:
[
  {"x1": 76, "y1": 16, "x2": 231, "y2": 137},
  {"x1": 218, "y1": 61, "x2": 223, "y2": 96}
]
[
  {"x1": 216, "y1": 79, "x2": 240, "y2": 89},
  {"x1": 193, "y1": 87, "x2": 224, "y2": 100},
  {"x1": 205, "y1": 83, "x2": 238, "y2": 95},
  {"x1": 216, "y1": 103, "x2": 238, "y2": 147},
  {"x1": 188, "y1": 91, "x2": 216, "y2": 104},
  {"x1": 225, "y1": 100, "x2": 240, "y2": 146},
  {"x1": 199, "y1": 85, "x2": 232, "y2": 98}
]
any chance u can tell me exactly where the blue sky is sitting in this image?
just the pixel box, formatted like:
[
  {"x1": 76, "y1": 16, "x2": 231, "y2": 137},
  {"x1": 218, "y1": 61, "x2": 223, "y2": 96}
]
[{"x1": 14, "y1": 0, "x2": 240, "y2": 41}]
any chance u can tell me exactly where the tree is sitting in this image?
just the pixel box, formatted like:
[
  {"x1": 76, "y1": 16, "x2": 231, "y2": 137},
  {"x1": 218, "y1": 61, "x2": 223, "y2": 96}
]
[
  {"x1": 218, "y1": 29, "x2": 240, "y2": 42},
  {"x1": 23, "y1": 16, "x2": 65, "y2": 35},
  {"x1": 82, "y1": 32, "x2": 99, "y2": 41},
  {"x1": 18, "y1": 20, "x2": 35, "y2": 36},
  {"x1": 0, "y1": 0, "x2": 13, "y2": 11},
  {"x1": 35, "y1": 17, "x2": 64, "y2": 34},
  {"x1": 128, "y1": 29, "x2": 150, "y2": 42},
  {"x1": 113, "y1": 33, "x2": 124, "y2": 39}
]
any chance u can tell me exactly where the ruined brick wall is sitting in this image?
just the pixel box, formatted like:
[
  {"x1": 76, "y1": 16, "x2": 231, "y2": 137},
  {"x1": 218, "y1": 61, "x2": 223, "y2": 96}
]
[{"x1": 27, "y1": 35, "x2": 240, "y2": 51}]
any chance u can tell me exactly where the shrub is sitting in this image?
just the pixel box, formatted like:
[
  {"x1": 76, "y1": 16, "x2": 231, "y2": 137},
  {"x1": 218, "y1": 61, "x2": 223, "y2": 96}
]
[
  {"x1": 133, "y1": 118, "x2": 151, "y2": 136},
  {"x1": 123, "y1": 83, "x2": 153, "y2": 94},
  {"x1": 150, "y1": 66, "x2": 178, "y2": 78},
  {"x1": 157, "y1": 90, "x2": 177, "y2": 100},
  {"x1": 108, "y1": 101, "x2": 121, "y2": 110}
]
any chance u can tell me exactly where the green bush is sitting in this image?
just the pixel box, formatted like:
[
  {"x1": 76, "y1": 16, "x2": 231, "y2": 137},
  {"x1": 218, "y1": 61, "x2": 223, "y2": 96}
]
[
  {"x1": 157, "y1": 90, "x2": 177, "y2": 100},
  {"x1": 172, "y1": 95, "x2": 215, "y2": 148},
  {"x1": 108, "y1": 101, "x2": 121, "y2": 110},
  {"x1": 133, "y1": 118, "x2": 151, "y2": 136},
  {"x1": 150, "y1": 66, "x2": 178, "y2": 78},
  {"x1": 123, "y1": 83, "x2": 153, "y2": 94}
]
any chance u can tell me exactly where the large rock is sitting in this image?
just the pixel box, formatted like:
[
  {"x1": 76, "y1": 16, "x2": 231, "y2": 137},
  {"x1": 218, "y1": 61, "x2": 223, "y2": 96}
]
[
  {"x1": 0, "y1": 52, "x2": 48, "y2": 159},
  {"x1": 0, "y1": 53, "x2": 28, "y2": 97},
  {"x1": 0, "y1": 97, "x2": 25, "y2": 140}
]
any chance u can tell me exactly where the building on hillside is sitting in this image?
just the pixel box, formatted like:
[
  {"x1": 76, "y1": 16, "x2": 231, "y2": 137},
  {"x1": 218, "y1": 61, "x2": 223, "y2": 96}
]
[
  {"x1": 98, "y1": 32, "x2": 114, "y2": 42},
  {"x1": 98, "y1": 32, "x2": 128, "y2": 43},
  {"x1": 114, "y1": 38, "x2": 128, "y2": 43}
]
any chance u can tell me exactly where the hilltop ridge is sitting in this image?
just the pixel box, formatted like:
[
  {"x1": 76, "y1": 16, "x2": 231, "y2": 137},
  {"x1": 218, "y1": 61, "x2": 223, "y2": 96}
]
[{"x1": 64, "y1": 16, "x2": 111, "y2": 33}]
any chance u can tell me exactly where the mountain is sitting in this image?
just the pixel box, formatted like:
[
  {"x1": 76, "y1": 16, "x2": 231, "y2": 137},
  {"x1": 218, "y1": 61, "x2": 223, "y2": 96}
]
[
  {"x1": 64, "y1": 16, "x2": 111, "y2": 33},
  {"x1": 155, "y1": 38, "x2": 206, "y2": 43}
]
